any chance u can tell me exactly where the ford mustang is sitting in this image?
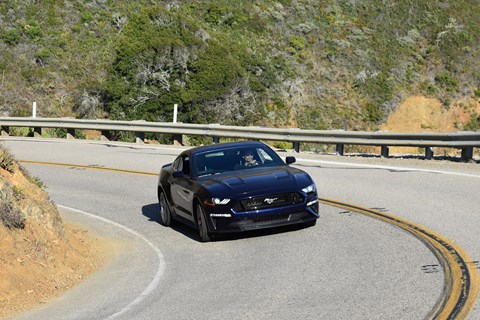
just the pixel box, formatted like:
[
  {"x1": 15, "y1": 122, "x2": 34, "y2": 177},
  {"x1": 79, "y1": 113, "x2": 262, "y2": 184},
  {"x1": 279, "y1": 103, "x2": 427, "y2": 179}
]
[{"x1": 157, "y1": 141, "x2": 319, "y2": 241}]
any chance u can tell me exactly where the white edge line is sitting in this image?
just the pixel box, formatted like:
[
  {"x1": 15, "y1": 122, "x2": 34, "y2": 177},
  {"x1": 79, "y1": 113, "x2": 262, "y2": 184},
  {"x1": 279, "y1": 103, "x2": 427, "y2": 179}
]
[
  {"x1": 296, "y1": 158, "x2": 480, "y2": 179},
  {"x1": 57, "y1": 204, "x2": 166, "y2": 320}
]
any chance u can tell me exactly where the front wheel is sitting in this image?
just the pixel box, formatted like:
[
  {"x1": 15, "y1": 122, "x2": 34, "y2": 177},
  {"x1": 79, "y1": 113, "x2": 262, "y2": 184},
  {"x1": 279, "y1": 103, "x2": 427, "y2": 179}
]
[
  {"x1": 196, "y1": 203, "x2": 211, "y2": 242},
  {"x1": 158, "y1": 191, "x2": 173, "y2": 226}
]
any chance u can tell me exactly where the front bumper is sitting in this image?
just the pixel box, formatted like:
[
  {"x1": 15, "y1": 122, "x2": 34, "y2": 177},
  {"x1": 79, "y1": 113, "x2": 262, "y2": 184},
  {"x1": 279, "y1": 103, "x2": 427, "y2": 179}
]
[
  {"x1": 206, "y1": 199, "x2": 319, "y2": 233},
  {"x1": 211, "y1": 211, "x2": 317, "y2": 233}
]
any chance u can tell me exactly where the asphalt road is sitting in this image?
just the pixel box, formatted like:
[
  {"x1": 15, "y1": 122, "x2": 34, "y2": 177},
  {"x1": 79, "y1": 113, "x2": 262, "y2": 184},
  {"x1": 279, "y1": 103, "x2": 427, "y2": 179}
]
[{"x1": 2, "y1": 138, "x2": 479, "y2": 320}]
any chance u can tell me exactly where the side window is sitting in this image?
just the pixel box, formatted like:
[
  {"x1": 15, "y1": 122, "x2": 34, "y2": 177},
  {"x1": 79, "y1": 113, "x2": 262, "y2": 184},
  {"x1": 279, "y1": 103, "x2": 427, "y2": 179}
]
[
  {"x1": 172, "y1": 155, "x2": 190, "y2": 176},
  {"x1": 257, "y1": 148, "x2": 273, "y2": 162},
  {"x1": 173, "y1": 157, "x2": 183, "y2": 172},
  {"x1": 182, "y1": 156, "x2": 190, "y2": 175}
]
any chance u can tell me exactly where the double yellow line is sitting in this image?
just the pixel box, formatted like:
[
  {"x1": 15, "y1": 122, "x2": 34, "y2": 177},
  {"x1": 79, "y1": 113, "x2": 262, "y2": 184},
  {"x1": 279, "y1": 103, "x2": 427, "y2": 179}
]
[
  {"x1": 21, "y1": 160, "x2": 479, "y2": 319},
  {"x1": 321, "y1": 198, "x2": 479, "y2": 320}
]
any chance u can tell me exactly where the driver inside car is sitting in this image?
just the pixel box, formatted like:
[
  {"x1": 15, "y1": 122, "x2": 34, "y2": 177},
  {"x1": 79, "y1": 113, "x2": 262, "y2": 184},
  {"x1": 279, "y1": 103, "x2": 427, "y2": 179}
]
[{"x1": 240, "y1": 150, "x2": 259, "y2": 168}]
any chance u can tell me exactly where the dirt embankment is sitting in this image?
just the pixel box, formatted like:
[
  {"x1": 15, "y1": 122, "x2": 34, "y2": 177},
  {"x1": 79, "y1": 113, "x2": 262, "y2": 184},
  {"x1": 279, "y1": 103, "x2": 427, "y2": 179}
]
[
  {"x1": 380, "y1": 96, "x2": 480, "y2": 155},
  {"x1": 0, "y1": 145, "x2": 104, "y2": 318}
]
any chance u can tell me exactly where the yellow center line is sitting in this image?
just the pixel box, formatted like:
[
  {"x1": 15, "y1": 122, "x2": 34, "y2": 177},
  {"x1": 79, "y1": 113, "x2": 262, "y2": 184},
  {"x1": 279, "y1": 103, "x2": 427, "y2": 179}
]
[
  {"x1": 20, "y1": 160, "x2": 479, "y2": 319},
  {"x1": 19, "y1": 160, "x2": 158, "y2": 176},
  {"x1": 320, "y1": 198, "x2": 479, "y2": 320}
]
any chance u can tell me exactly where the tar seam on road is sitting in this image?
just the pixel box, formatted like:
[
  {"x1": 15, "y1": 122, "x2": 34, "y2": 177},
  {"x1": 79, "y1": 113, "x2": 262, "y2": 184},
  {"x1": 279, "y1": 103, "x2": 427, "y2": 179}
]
[
  {"x1": 21, "y1": 160, "x2": 479, "y2": 319},
  {"x1": 57, "y1": 205, "x2": 166, "y2": 320},
  {"x1": 320, "y1": 198, "x2": 479, "y2": 320}
]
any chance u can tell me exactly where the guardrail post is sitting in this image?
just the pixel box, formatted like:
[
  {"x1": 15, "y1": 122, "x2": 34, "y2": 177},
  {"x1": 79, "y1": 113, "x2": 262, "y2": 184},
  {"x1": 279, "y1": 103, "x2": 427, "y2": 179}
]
[
  {"x1": 461, "y1": 147, "x2": 473, "y2": 162},
  {"x1": 293, "y1": 142, "x2": 300, "y2": 153},
  {"x1": 425, "y1": 147, "x2": 434, "y2": 160},
  {"x1": 381, "y1": 146, "x2": 389, "y2": 158},
  {"x1": 1, "y1": 126, "x2": 9, "y2": 136},
  {"x1": 66, "y1": 128, "x2": 75, "y2": 139},
  {"x1": 336, "y1": 144, "x2": 344, "y2": 156},
  {"x1": 212, "y1": 137, "x2": 220, "y2": 144},
  {"x1": 33, "y1": 127, "x2": 42, "y2": 137},
  {"x1": 135, "y1": 132, "x2": 145, "y2": 144},
  {"x1": 173, "y1": 134, "x2": 183, "y2": 146}
]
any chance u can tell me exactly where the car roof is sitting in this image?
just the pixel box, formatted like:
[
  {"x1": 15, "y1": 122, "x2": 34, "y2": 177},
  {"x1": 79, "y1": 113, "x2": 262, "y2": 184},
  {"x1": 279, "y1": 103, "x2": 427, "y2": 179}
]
[{"x1": 186, "y1": 141, "x2": 267, "y2": 156}]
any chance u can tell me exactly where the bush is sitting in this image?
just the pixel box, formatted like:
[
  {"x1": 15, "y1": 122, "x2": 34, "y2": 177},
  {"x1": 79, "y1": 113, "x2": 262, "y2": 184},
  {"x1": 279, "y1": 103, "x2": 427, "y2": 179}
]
[
  {"x1": 272, "y1": 141, "x2": 293, "y2": 150},
  {"x1": 19, "y1": 165, "x2": 45, "y2": 190},
  {"x1": 24, "y1": 20, "x2": 43, "y2": 39},
  {"x1": 0, "y1": 29, "x2": 21, "y2": 45},
  {"x1": 12, "y1": 186, "x2": 24, "y2": 201},
  {"x1": 364, "y1": 103, "x2": 383, "y2": 124},
  {"x1": 474, "y1": 87, "x2": 480, "y2": 98},
  {"x1": 464, "y1": 112, "x2": 480, "y2": 131},
  {"x1": 0, "y1": 191, "x2": 25, "y2": 229},
  {"x1": 0, "y1": 146, "x2": 15, "y2": 173},
  {"x1": 435, "y1": 72, "x2": 458, "y2": 92}
]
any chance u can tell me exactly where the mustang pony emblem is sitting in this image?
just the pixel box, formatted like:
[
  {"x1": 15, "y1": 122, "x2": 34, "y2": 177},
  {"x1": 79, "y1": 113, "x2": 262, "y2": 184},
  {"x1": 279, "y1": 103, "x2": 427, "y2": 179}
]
[{"x1": 264, "y1": 198, "x2": 278, "y2": 204}]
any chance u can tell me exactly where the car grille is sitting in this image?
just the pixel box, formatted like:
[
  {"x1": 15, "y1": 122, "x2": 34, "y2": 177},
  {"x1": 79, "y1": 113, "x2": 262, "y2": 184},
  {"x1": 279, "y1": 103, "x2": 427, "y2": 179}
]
[{"x1": 238, "y1": 192, "x2": 303, "y2": 211}]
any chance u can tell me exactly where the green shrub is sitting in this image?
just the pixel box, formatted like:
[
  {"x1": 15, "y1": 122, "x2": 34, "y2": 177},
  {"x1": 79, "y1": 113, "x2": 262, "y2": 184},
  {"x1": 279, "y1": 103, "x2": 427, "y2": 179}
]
[
  {"x1": 435, "y1": 72, "x2": 458, "y2": 92},
  {"x1": 0, "y1": 29, "x2": 21, "y2": 45},
  {"x1": 0, "y1": 147, "x2": 15, "y2": 173},
  {"x1": 35, "y1": 49, "x2": 51, "y2": 61},
  {"x1": 43, "y1": 128, "x2": 67, "y2": 139},
  {"x1": 28, "y1": 176, "x2": 45, "y2": 190},
  {"x1": 19, "y1": 165, "x2": 45, "y2": 190},
  {"x1": 24, "y1": 20, "x2": 43, "y2": 38},
  {"x1": 288, "y1": 36, "x2": 307, "y2": 51},
  {"x1": 81, "y1": 11, "x2": 94, "y2": 23},
  {"x1": 474, "y1": 87, "x2": 480, "y2": 98},
  {"x1": 12, "y1": 186, "x2": 24, "y2": 200},
  {"x1": 464, "y1": 112, "x2": 480, "y2": 131},
  {"x1": 272, "y1": 141, "x2": 293, "y2": 150},
  {"x1": 0, "y1": 191, "x2": 25, "y2": 229},
  {"x1": 364, "y1": 103, "x2": 383, "y2": 124}
]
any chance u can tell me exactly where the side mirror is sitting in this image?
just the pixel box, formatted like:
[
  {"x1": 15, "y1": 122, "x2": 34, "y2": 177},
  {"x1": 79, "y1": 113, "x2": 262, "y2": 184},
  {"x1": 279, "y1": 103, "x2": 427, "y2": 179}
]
[
  {"x1": 286, "y1": 156, "x2": 296, "y2": 165},
  {"x1": 172, "y1": 171, "x2": 185, "y2": 178}
]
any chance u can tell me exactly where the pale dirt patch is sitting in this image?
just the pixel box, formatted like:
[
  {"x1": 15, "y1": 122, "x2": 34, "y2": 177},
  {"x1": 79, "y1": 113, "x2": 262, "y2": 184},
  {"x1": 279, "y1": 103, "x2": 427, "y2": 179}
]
[
  {"x1": 0, "y1": 222, "x2": 110, "y2": 319},
  {"x1": 380, "y1": 96, "x2": 480, "y2": 155}
]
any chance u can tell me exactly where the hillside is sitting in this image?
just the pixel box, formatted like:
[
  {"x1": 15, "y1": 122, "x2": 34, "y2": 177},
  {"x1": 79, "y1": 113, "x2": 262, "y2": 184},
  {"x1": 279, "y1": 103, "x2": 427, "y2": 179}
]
[
  {"x1": 1, "y1": 1, "x2": 479, "y2": 133},
  {"x1": 0, "y1": 144, "x2": 102, "y2": 317}
]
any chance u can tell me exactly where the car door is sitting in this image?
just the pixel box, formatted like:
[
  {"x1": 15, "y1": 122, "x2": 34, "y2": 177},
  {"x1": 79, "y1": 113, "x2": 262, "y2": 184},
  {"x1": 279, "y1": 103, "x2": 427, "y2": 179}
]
[{"x1": 169, "y1": 155, "x2": 195, "y2": 221}]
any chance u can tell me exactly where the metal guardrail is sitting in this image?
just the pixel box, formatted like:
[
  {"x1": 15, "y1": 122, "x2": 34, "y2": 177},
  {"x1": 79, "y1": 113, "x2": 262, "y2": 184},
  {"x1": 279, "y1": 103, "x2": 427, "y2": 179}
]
[{"x1": 1, "y1": 117, "x2": 479, "y2": 160}]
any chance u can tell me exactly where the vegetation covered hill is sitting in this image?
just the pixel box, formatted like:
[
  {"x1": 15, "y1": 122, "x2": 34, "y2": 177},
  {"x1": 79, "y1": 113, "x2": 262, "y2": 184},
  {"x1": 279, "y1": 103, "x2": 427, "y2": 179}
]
[{"x1": 1, "y1": 0, "x2": 479, "y2": 132}]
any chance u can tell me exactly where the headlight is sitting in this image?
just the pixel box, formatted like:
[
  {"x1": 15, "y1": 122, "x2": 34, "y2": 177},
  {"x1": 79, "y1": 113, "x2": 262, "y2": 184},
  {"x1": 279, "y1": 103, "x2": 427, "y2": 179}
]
[
  {"x1": 302, "y1": 183, "x2": 316, "y2": 194},
  {"x1": 213, "y1": 198, "x2": 230, "y2": 205},
  {"x1": 204, "y1": 198, "x2": 231, "y2": 206}
]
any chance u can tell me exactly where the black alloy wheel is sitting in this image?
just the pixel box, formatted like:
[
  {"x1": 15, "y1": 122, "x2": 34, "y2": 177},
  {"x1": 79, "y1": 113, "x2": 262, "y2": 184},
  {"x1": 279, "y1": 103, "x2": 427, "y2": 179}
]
[
  {"x1": 196, "y1": 203, "x2": 211, "y2": 242},
  {"x1": 158, "y1": 191, "x2": 172, "y2": 226}
]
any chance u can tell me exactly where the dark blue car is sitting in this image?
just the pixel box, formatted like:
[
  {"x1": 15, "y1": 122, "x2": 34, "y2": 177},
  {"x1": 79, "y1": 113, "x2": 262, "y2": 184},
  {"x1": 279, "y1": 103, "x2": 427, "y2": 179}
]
[{"x1": 157, "y1": 141, "x2": 319, "y2": 241}]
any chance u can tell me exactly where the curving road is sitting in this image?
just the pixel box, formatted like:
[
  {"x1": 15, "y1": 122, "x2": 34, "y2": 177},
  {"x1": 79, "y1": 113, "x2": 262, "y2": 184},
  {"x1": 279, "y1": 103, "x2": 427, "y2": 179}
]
[{"x1": 2, "y1": 138, "x2": 479, "y2": 320}]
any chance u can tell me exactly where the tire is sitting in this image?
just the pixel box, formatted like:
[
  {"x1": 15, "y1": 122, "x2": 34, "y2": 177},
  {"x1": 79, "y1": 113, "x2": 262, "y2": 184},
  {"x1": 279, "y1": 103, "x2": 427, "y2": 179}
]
[
  {"x1": 158, "y1": 191, "x2": 173, "y2": 226},
  {"x1": 196, "y1": 203, "x2": 211, "y2": 242}
]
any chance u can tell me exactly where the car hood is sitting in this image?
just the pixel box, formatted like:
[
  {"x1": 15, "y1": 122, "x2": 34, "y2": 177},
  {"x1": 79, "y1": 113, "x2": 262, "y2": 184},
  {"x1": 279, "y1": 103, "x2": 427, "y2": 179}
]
[{"x1": 199, "y1": 166, "x2": 313, "y2": 198}]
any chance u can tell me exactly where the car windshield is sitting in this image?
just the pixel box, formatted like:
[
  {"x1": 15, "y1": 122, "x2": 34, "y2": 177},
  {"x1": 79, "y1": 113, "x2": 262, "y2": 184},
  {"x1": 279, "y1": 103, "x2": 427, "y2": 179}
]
[{"x1": 193, "y1": 145, "x2": 285, "y2": 177}]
